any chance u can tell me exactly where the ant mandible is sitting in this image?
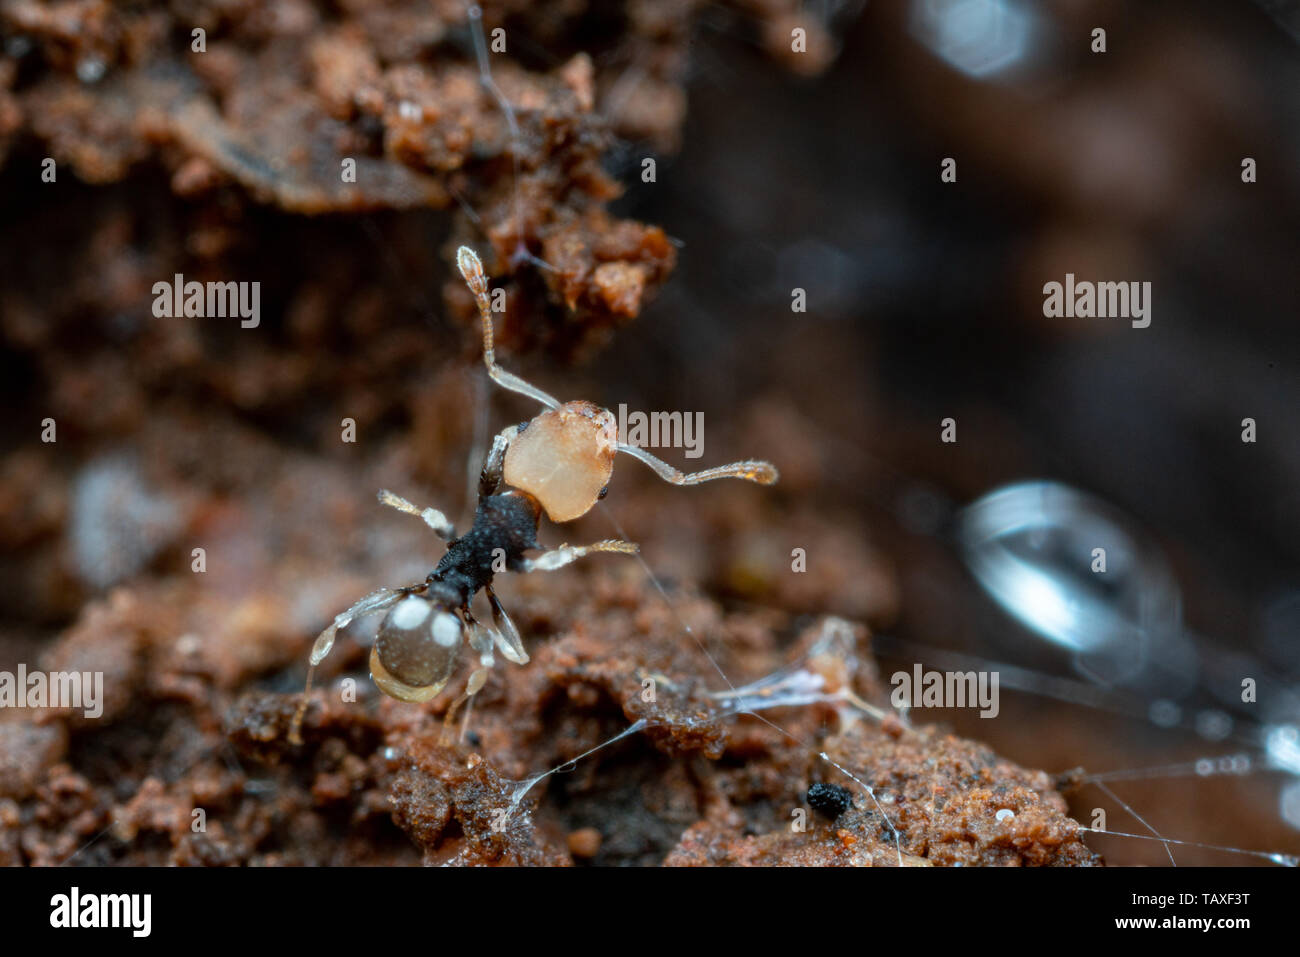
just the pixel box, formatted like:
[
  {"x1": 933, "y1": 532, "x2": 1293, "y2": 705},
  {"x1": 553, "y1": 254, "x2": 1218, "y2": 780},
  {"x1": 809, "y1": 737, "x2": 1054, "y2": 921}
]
[{"x1": 288, "y1": 246, "x2": 778, "y2": 745}]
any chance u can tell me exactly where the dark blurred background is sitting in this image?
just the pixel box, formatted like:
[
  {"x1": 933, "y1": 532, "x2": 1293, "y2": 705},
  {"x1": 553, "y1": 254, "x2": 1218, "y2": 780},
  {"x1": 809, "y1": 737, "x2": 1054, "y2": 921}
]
[{"x1": 599, "y1": 0, "x2": 1300, "y2": 863}]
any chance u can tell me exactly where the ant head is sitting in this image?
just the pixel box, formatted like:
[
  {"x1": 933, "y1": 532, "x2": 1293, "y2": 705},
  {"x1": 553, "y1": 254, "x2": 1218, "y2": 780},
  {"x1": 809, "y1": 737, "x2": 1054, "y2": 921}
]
[
  {"x1": 504, "y1": 400, "x2": 617, "y2": 522},
  {"x1": 369, "y1": 595, "x2": 462, "y2": 702}
]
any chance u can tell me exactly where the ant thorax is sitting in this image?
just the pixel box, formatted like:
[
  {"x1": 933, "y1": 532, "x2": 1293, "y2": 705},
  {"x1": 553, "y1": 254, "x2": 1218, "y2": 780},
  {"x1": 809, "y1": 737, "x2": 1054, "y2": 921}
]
[{"x1": 427, "y1": 491, "x2": 542, "y2": 607}]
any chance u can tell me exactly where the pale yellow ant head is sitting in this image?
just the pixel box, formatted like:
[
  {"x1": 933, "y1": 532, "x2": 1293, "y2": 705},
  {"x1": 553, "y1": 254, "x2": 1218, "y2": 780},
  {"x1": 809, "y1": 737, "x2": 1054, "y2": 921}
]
[{"x1": 503, "y1": 400, "x2": 617, "y2": 522}]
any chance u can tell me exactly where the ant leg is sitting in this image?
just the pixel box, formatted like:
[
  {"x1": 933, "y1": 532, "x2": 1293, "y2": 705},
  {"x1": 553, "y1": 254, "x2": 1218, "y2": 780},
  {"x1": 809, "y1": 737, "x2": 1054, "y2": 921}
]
[
  {"x1": 441, "y1": 667, "x2": 490, "y2": 747},
  {"x1": 522, "y1": 539, "x2": 639, "y2": 572},
  {"x1": 456, "y1": 246, "x2": 561, "y2": 411},
  {"x1": 479, "y1": 426, "x2": 519, "y2": 499},
  {"x1": 377, "y1": 489, "x2": 455, "y2": 540},
  {"x1": 485, "y1": 585, "x2": 528, "y2": 664},
  {"x1": 288, "y1": 584, "x2": 423, "y2": 745},
  {"x1": 617, "y1": 443, "x2": 779, "y2": 486},
  {"x1": 309, "y1": 586, "x2": 420, "y2": 666}
]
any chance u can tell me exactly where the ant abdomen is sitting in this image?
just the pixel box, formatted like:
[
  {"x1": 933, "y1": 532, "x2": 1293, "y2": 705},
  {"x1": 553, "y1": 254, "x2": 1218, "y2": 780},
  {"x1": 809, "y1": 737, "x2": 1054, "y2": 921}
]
[{"x1": 369, "y1": 595, "x2": 462, "y2": 703}]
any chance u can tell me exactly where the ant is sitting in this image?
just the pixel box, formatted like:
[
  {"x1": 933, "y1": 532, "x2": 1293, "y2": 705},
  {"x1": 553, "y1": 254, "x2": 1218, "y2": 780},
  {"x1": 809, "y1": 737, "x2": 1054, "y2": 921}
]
[{"x1": 288, "y1": 246, "x2": 778, "y2": 745}]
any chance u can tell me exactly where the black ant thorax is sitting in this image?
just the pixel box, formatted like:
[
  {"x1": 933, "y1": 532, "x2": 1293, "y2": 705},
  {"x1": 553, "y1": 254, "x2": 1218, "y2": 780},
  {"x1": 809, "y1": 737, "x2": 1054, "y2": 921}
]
[{"x1": 427, "y1": 491, "x2": 542, "y2": 609}]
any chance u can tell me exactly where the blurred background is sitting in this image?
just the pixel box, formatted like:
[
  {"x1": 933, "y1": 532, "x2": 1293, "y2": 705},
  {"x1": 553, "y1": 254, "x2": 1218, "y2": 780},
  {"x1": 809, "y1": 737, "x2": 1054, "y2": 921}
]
[{"x1": 609, "y1": 0, "x2": 1300, "y2": 864}]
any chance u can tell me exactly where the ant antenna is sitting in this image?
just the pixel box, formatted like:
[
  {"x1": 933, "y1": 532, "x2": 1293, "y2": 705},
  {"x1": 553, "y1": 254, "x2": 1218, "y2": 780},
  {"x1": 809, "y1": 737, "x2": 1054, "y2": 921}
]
[
  {"x1": 456, "y1": 243, "x2": 778, "y2": 488},
  {"x1": 616, "y1": 443, "x2": 779, "y2": 486},
  {"x1": 456, "y1": 246, "x2": 561, "y2": 410}
]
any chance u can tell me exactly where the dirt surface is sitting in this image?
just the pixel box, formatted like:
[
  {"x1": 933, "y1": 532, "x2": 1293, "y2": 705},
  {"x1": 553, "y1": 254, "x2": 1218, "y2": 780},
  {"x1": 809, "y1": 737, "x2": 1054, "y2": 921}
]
[{"x1": 3, "y1": 568, "x2": 1099, "y2": 865}]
